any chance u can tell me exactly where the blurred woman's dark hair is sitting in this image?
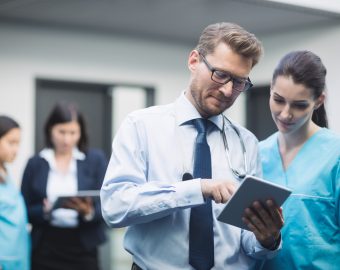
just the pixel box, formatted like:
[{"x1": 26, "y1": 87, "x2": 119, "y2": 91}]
[
  {"x1": 44, "y1": 102, "x2": 88, "y2": 152},
  {"x1": 272, "y1": 50, "x2": 328, "y2": 128},
  {"x1": 0, "y1": 115, "x2": 20, "y2": 139}
]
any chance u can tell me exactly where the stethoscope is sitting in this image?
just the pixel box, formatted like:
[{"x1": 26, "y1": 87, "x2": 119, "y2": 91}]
[
  {"x1": 221, "y1": 115, "x2": 248, "y2": 180},
  {"x1": 179, "y1": 114, "x2": 249, "y2": 181}
]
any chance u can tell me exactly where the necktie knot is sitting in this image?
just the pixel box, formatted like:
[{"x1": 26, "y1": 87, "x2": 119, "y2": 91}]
[{"x1": 193, "y1": 118, "x2": 209, "y2": 134}]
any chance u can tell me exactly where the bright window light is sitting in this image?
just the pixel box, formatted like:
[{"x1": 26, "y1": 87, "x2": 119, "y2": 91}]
[{"x1": 265, "y1": 0, "x2": 340, "y2": 14}]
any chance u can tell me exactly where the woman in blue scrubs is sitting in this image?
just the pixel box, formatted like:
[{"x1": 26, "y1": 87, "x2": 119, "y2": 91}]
[
  {"x1": 260, "y1": 51, "x2": 340, "y2": 269},
  {"x1": 0, "y1": 116, "x2": 30, "y2": 270}
]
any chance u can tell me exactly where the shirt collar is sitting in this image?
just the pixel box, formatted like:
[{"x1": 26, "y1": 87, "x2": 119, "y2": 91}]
[
  {"x1": 174, "y1": 91, "x2": 224, "y2": 131},
  {"x1": 39, "y1": 148, "x2": 85, "y2": 168}
]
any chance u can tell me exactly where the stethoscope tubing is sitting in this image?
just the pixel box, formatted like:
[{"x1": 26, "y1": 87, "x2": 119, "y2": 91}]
[{"x1": 221, "y1": 115, "x2": 248, "y2": 180}]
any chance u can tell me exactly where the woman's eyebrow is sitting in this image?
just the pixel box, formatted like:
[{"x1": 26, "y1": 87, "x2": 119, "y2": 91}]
[{"x1": 273, "y1": 92, "x2": 310, "y2": 104}]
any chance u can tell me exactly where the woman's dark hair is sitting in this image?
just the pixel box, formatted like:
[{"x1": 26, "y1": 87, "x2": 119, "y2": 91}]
[
  {"x1": 0, "y1": 115, "x2": 20, "y2": 139},
  {"x1": 44, "y1": 102, "x2": 88, "y2": 152},
  {"x1": 272, "y1": 50, "x2": 328, "y2": 128}
]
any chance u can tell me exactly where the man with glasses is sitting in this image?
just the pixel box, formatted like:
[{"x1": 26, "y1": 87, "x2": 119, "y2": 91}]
[{"x1": 101, "y1": 22, "x2": 283, "y2": 270}]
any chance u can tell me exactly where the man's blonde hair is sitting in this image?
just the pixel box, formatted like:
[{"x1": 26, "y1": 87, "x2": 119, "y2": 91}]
[{"x1": 195, "y1": 22, "x2": 263, "y2": 67}]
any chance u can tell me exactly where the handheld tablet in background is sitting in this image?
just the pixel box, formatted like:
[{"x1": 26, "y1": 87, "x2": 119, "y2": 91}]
[
  {"x1": 217, "y1": 175, "x2": 292, "y2": 231},
  {"x1": 52, "y1": 190, "x2": 101, "y2": 209}
]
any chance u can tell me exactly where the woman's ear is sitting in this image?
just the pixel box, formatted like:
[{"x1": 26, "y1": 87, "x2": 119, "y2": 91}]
[
  {"x1": 188, "y1": 50, "x2": 200, "y2": 72},
  {"x1": 314, "y1": 92, "x2": 326, "y2": 110}
]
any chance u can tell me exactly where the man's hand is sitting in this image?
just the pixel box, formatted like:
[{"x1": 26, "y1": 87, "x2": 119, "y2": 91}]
[
  {"x1": 242, "y1": 200, "x2": 284, "y2": 250},
  {"x1": 200, "y1": 179, "x2": 237, "y2": 203}
]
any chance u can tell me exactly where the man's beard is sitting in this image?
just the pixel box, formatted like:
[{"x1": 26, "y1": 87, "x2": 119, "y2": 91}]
[{"x1": 189, "y1": 80, "x2": 232, "y2": 117}]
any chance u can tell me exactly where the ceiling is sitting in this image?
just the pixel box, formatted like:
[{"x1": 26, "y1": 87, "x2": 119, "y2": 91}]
[{"x1": 0, "y1": 0, "x2": 340, "y2": 45}]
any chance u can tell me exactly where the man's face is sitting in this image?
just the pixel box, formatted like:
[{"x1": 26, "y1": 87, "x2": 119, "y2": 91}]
[{"x1": 186, "y1": 43, "x2": 253, "y2": 118}]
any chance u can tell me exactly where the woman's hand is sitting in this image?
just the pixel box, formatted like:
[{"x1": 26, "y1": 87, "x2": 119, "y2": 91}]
[
  {"x1": 63, "y1": 197, "x2": 94, "y2": 217},
  {"x1": 43, "y1": 198, "x2": 53, "y2": 219}
]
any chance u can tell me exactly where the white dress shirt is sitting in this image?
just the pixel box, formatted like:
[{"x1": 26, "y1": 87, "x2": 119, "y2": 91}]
[
  {"x1": 101, "y1": 93, "x2": 280, "y2": 270},
  {"x1": 41, "y1": 148, "x2": 85, "y2": 227}
]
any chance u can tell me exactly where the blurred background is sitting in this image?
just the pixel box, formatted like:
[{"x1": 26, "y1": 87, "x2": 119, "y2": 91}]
[{"x1": 1, "y1": 0, "x2": 340, "y2": 269}]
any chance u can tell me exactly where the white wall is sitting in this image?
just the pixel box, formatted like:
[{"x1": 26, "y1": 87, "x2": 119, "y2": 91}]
[
  {"x1": 0, "y1": 23, "x2": 191, "y2": 184},
  {"x1": 0, "y1": 23, "x2": 248, "y2": 184},
  {"x1": 1, "y1": 22, "x2": 340, "y2": 185}
]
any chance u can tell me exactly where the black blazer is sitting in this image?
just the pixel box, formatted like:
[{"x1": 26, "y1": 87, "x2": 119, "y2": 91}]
[{"x1": 21, "y1": 148, "x2": 107, "y2": 251}]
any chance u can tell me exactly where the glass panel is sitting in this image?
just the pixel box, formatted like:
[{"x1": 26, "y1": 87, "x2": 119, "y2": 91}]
[
  {"x1": 110, "y1": 227, "x2": 132, "y2": 270},
  {"x1": 112, "y1": 86, "x2": 147, "y2": 135},
  {"x1": 108, "y1": 86, "x2": 148, "y2": 270}
]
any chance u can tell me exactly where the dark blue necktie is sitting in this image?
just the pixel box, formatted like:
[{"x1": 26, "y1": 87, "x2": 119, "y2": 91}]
[{"x1": 189, "y1": 118, "x2": 214, "y2": 270}]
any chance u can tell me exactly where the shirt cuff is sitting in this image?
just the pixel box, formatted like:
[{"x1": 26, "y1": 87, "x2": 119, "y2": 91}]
[
  {"x1": 83, "y1": 209, "x2": 95, "y2": 222},
  {"x1": 175, "y1": 178, "x2": 205, "y2": 207},
  {"x1": 254, "y1": 236, "x2": 282, "y2": 259}
]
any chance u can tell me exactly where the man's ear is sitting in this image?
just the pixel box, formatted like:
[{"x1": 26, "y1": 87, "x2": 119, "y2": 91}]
[
  {"x1": 314, "y1": 92, "x2": 326, "y2": 110},
  {"x1": 188, "y1": 50, "x2": 200, "y2": 72}
]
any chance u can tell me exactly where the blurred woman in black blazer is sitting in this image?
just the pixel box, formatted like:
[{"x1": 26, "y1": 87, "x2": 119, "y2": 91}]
[{"x1": 21, "y1": 102, "x2": 107, "y2": 270}]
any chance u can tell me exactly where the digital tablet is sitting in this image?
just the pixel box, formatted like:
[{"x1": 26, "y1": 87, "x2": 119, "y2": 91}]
[
  {"x1": 52, "y1": 190, "x2": 101, "y2": 209},
  {"x1": 217, "y1": 175, "x2": 292, "y2": 231}
]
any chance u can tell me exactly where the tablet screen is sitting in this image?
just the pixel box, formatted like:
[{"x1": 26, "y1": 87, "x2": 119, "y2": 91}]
[
  {"x1": 217, "y1": 175, "x2": 292, "y2": 230},
  {"x1": 52, "y1": 190, "x2": 100, "y2": 209}
]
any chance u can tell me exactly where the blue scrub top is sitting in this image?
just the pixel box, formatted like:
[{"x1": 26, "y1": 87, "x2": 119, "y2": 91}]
[
  {"x1": 259, "y1": 128, "x2": 340, "y2": 270},
  {"x1": 0, "y1": 175, "x2": 30, "y2": 270}
]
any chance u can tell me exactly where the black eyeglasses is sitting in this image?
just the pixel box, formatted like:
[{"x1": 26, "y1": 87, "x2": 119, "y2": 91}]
[{"x1": 199, "y1": 53, "x2": 253, "y2": 92}]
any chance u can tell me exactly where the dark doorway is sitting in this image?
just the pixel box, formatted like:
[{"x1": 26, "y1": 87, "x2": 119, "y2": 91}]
[
  {"x1": 35, "y1": 79, "x2": 156, "y2": 158},
  {"x1": 36, "y1": 79, "x2": 112, "y2": 157},
  {"x1": 246, "y1": 85, "x2": 277, "y2": 141}
]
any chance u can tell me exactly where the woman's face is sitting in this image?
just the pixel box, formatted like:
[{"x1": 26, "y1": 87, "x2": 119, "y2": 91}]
[
  {"x1": 0, "y1": 128, "x2": 21, "y2": 164},
  {"x1": 270, "y1": 75, "x2": 323, "y2": 135},
  {"x1": 51, "y1": 121, "x2": 81, "y2": 154}
]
